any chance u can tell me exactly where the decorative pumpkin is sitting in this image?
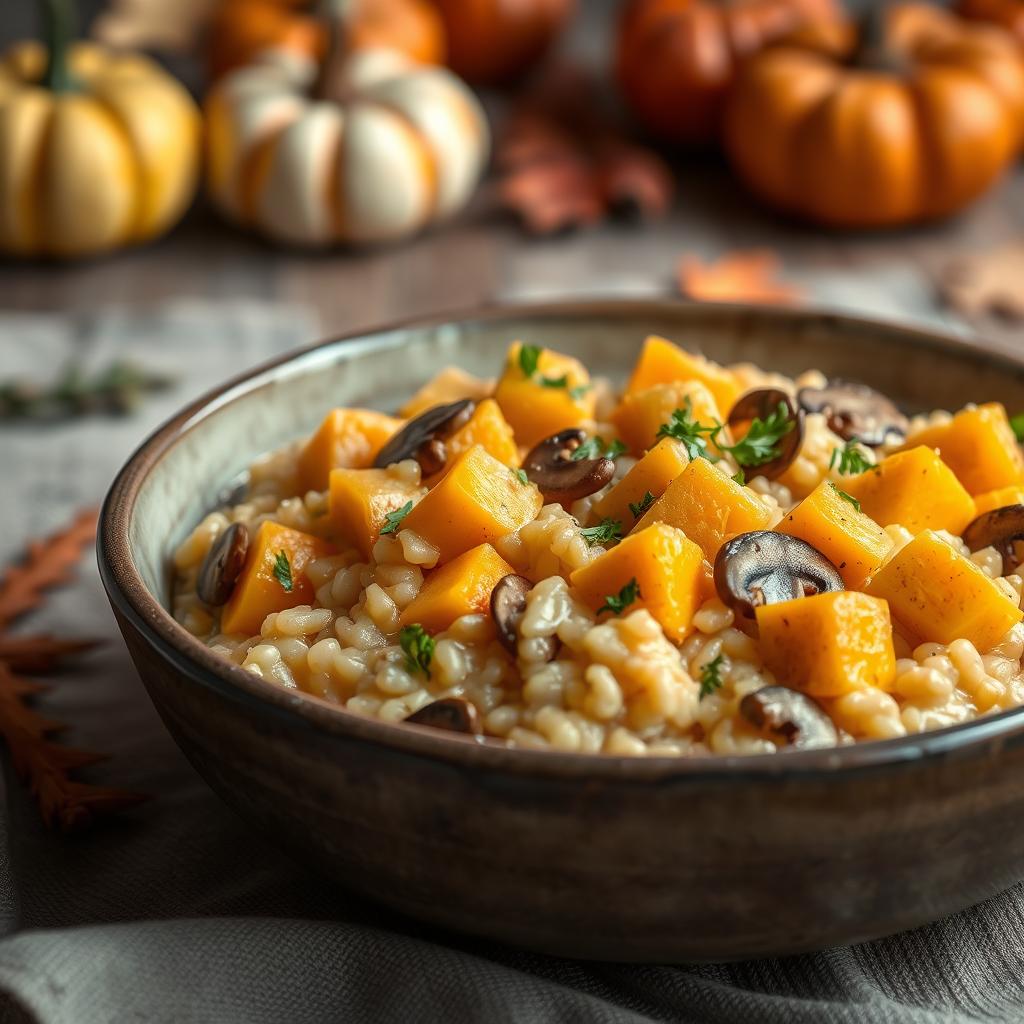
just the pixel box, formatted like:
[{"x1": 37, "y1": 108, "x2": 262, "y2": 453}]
[
  {"x1": 957, "y1": 0, "x2": 1024, "y2": 48},
  {"x1": 431, "y1": 0, "x2": 576, "y2": 83},
  {"x1": 207, "y1": 0, "x2": 446, "y2": 80},
  {"x1": 723, "y1": 4, "x2": 1024, "y2": 228},
  {"x1": 0, "y1": 0, "x2": 200, "y2": 259},
  {"x1": 615, "y1": 0, "x2": 841, "y2": 145},
  {"x1": 205, "y1": 42, "x2": 489, "y2": 246}
]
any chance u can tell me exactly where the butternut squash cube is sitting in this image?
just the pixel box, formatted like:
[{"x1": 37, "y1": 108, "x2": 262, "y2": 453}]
[
  {"x1": 634, "y1": 456, "x2": 771, "y2": 561},
  {"x1": 570, "y1": 524, "x2": 704, "y2": 641},
  {"x1": 612, "y1": 380, "x2": 726, "y2": 455},
  {"x1": 777, "y1": 480, "x2": 893, "y2": 590},
  {"x1": 400, "y1": 367, "x2": 493, "y2": 418},
  {"x1": 436, "y1": 398, "x2": 519, "y2": 475},
  {"x1": 842, "y1": 446, "x2": 975, "y2": 536},
  {"x1": 626, "y1": 334, "x2": 741, "y2": 414},
  {"x1": 969, "y1": 485, "x2": 1024, "y2": 518},
  {"x1": 329, "y1": 467, "x2": 423, "y2": 558},
  {"x1": 221, "y1": 521, "x2": 334, "y2": 636},
  {"x1": 756, "y1": 592, "x2": 897, "y2": 698},
  {"x1": 900, "y1": 404, "x2": 1024, "y2": 495},
  {"x1": 402, "y1": 445, "x2": 543, "y2": 564},
  {"x1": 494, "y1": 342, "x2": 596, "y2": 449},
  {"x1": 297, "y1": 408, "x2": 403, "y2": 492},
  {"x1": 399, "y1": 544, "x2": 515, "y2": 633},
  {"x1": 866, "y1": 530, "x2": 1023, "y2": 651},
  {"x1": 592, "y1": 437, "x2": 690, "y2": 529}
]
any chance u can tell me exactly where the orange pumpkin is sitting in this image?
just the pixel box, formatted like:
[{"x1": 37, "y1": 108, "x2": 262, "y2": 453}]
[
  {"x1": 957, "y1": 0, "x2": 1024, "y2": 47},
  {"x1": 615, "y1": 0, "x2": 841, "y2": 145},
  {"x1": 431, "y1": 0, "x2": 575, "y2": 83},
  {"x1": 723, "y1": 4, "x2": 1024, "y2": 227},
  {"x1": 206, "y1": 0, "x2": 445, "y2": 80}
]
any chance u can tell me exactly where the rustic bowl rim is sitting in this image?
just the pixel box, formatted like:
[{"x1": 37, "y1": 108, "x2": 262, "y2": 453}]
[{"x1": 98, "y1": 299, "x2": 1024, "y2": 781}]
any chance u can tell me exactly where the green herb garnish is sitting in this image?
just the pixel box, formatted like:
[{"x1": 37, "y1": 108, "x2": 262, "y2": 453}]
[
  {"x1": 380, "y1": 500, "x2": 413, "y2": 535},
  {"x1": 400, "y1": 624, "x2": 435, "y2": 679},
  {"x1": 732, "y1": 469, "x2": 746, "y2": 485},
  {"x1": 539, "y1": 374, "x2": 569, "y2": 389},
  {"x1": 629, "y1": 491, "x2": 656, "y2": 519},
  {"x1": 516, "y1": 468, "x2": 530, "y2": 485},
  {"x1": 572, "y1": 437, "x2": 627, "y2": 461},
  {"x1": 598, "y1": 578, "x2": 642, "y2": 616},
  {"x1": 829, "y1": 438, "x2": 872, "y2": 476},
  {"x1": 656, "y1": 399, "x2": 719, "y2": 462},
  {"x1": 716, "y1": 401, "x2": 794, "y2": 468},
  {"x1": 580, "y1": 518, "x2": 623, "y2": 547},
  {"x1": 830, "y1": 481, "x2": 861, "y2": 512},
  {"x1": 699, "y1": 654, "x2": 725, "y2": 699},
  {"x1": 569, "y1": 384, "x2": 592, "y2": 401},
  {"x1": 1011, "y1": 412, "x2": 1024, "y2": 443},
  {"x1": 272, "y1": 550, "x2": 294, "y2": 593},
  {"x1": 518, "y1": 344, "x2": 542, "y2": 378}
]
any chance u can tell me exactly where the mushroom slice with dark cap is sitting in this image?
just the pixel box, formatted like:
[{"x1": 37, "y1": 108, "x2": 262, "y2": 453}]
[
  {"x1": 373, "y1": 399, "x2": 476, "y2": 473},
  {"x1": 963, "y1": 504, "x2": 1024, "y2": 574},
  {"x1": 740, "y1": 685, "x2": 838, "y2": 749},
  {"x1": 490, "y1": 573, "x2": 559, "y2": 662},
  {"x1": 714, "y1": 531, "x2": 844, "y2": 625},
  {"x1": 405, "y1": 697, "x2": 482, "y2": 736},
  {"x1": 522, "y1": 428, "x2": 615, "y2": 504},
  {"x1": 727, "y1": 388, "x2": 804, "y2": 480},
  {"x1": 197, "y1": 523, "x2": 249, "y2": 606},
  {"x1": 797, "y1": 379, "x2": 908, "y2": 447}
]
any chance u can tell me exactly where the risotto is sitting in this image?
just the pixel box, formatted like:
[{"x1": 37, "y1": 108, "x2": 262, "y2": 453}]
[{"x1": 172, "y1": 335, "x2": 1024, "y2": 756}]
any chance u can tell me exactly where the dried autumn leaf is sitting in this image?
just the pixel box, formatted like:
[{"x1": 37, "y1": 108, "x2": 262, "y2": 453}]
[
  {"x1": 0, "y1": 635, "x2": 103, "y2": 674},
  {"x1": 91, "y1": 0, "x2": 216, "y2": 51},
  {"x1": 678, "y1": 250, "x2": 803, "y2": 305},
  {"x1": 939, "y1": 245, "x2": 1024, "y2": 321}
]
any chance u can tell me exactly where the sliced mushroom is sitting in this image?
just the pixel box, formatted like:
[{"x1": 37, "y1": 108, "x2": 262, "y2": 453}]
[
  {"x1": 962, "y1": 504, "x2": 1024, "y2": 574},
  {"x1": 797, "y1": 379, "x2": 908, "y2": 446},
  {"x1": 490, "y1": 573, "x2": 559, "y2": 662},
  {"x1": 727, "y1": 388, "x2": 804, "y2": 480},
  {"x1": 740, "y1": 686, "x2": 838, "y2": 750},
  {"x1": 373, "y1": 399, "x2": 476, "y2": 472},
  {"x1": 405, "y1": 697, "x2": 482, "y2": 736},
  {"x1": 522, "y1": 429, "x2": 615, "y2": 503},
  {"x1": 714, "y1": 531, "x2": 844, "y2": 624},
  {"x1": 197, "y1": 523, "x2": 249, "y2": 606}
]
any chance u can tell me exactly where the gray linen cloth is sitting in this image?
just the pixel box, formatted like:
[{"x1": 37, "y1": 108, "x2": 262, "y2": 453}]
[{"x1": 1, "y1": 300, "x2": 1022, "y2": 1024}]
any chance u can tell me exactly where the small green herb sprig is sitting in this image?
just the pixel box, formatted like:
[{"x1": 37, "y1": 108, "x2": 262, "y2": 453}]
[
  {"x1": 598, "y1": 578, "x2": 642, "y2": 616},
  {"x1": 517, "y1": 345, "x2": 590, "y2": 400},
  {"x1": 572, "y1": 437, "x2": 628, "y2": 461},
  {"x1": 580, "y1": 518, "x2": 623, "y2": 547},
  {"x1": 829, "y1": 438, "x2": 872, "y2": 476},
  {"x1": 1011, "y1": 412, "x2": 1024, "y2": 444},
  {"x1": 699, "y1": 655, "x2": 725, "y2": 699},
  {"x1": 629, "y1": 491, "x2": 656, "y2": 519},
  {"x1": 400, "y1": 624, "x2": 435, "y2": 679},
  {"x1": 273, "y1": 551, "x2": 294, "y2": 593},
  {"x1": 380, "y1": 501, "x2": 413, "y2": 535},
  {"x1": 656, "y1": 399, "x2": 719, "y2": 462},
  {"x1": 829, "y1": 481, "x2": 862, "y2": 512}
]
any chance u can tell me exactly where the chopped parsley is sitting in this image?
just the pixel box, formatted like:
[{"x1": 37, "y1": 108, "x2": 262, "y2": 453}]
[
  {"x1": 518, "y1": 344, "x2": 541, "y2": 378},
  {"x1": 629, "y1": 490, "x2": 656, "y2": 519},
  {"x1": 1011, "y1": 412, "x2": 1024, "y2": 443},
  {"x1": 400, "y1": 624, "x2": 435, "y2": 679},
  {"x1": 829, "y1": 438, "x2": 872, "y2": 476},
  {"x1": 656, "y1": 399, "x2": 719, "y2": 462},
  {"x1": 380, "y1": 500, "x2": 413, "y2": 535},
  {"x1": 539, "y1": 374, "x2": 568, "y2": 389},
  {"x1": 580, "y1": 518, "x2": 623, "y2": 547},
  {"x1": 732, "y1": 469, "x2": 746, "y2": 486},
  {"x1": 717, "y1": 401, "x2": 794, "y2": 468},
  {"x1": 569, "y1": 384, "x2": 592, "y2": 401},
  {"x1": 598, "y1": 578, "x2": 642, "y2": 616},
  {"x1": 517, "y1": 346, "x2": 588, "y2": 398},
  {"x1": 572, "y1": 436, "x2": 628, "y2": 461},
  {"x1": 699, "y1": 654, "x2": 725, "y2": 699},
  {"x1": 830, "y1": 481, "x2": 861, "y2": 512},
  {"x1": 272, "y1": 550, "x2": 293, "y2": 593},
  {"x1": 516, "y1": 468, "x2": 530, "y2": 485}
]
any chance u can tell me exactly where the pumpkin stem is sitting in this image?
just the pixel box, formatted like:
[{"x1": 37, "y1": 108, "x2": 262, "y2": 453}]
[
  {"x1": 313, "y1": 0, "x2": 355, "y2": 102},
  {"x1": 41, "y1": 0, "x2": 77, "y2": 92},
  {"x1": 852, "y1": 4, "x2": 906, "y2": 73}
]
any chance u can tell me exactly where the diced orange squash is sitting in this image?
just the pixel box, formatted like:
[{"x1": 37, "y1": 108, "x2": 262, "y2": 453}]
[
  {"x1": 842, "y1": 446, "x2": 975, "y2": 536},
  {"x1": 756, "y1": 592, "x2": 897, "y2": 698},
  {"x1": 777, "y1": 481, "x2": 893, "y2": 590},
  {"x1": 435, "y1": 399, "x2": 519, "y2": 475},
  {"x1": 328, "y1": 467, "x2": 423, "y2": 558},
  {"x1": 400, "y1": 367, "x2": 493, "y2": 418},
  {"x1": 592, "y1": 437, "x2": 690, "y2": 530},
  {"x1": 221, "y1": 521, "x2": 334, "y2": 636},
  {"x1": 570, "y1": 524, "x2": 704, "y2": 641},
  {"x1": 634, "y1": 456, "x2": 771, "y2": 561},
  {"x1": 612, "y1": 380, "x2": 727, "y2": 455},
  {"x1": 866, "y1": 530, "x2": 1023, "y2": 651},
  {"x1": 900, "y1": 404, "x2": 1024, "y2": 495},
  {"x1": 401, "y1": 445, "x2": 543, "y2": 564},
  {"x1": 974, "y1": 485, "x2": 1024, "y2": 517},
  {"x1": 494, "y1": 342, "x2": 596, "y2": 449},
  {"x1": 626, "y1": 334, "x2": 742, "y2": 414},
  {"x1": 399, "y1": 543, "x2": 514, "y2": 633},
  {"x1": 297, "y1": 408, "x2": 403, "y2": 492}
]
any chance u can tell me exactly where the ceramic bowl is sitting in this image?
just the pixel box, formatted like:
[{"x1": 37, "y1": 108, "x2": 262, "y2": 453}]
[{"x1": 99, "y1": 301, "x2": 1024, "y2": 962}]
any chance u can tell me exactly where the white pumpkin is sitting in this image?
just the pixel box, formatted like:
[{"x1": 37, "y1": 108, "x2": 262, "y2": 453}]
[{"x1": 205, "y1": 46, "x2": 489, "y2": 246}]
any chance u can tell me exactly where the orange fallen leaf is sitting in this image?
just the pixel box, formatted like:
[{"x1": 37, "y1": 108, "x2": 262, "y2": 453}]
[{"x1": 678, "y1": 250, "x2": 803, "y2": 305}]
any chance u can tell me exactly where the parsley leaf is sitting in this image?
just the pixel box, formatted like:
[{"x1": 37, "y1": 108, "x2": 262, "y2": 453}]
[
  {"x1": 580, "y1": 518, "x2": 623, "y2": 547},
  {"x1": 830, "y1": 481, "x2": 861, "y2": 512},
  {"x1": 569, "y1": 384, "x2": 592, "y2": 401},
  {"x1": 629, "y1": 491, "x2": 656, "y2": 519},
  {"x1": 656, "y1": 400, "x2": 719, "y2": 462},
  {"x1": 572, "y1": 436, "x2": 628, "y2": 461},
  {"x1": 518, "y1": 345, "x2": 541, "y2": 378},
  {"x1": 1011, "y1": 412, "x2": 1024, "y2": 444},
  {"x1": 400, "y1": 624, "x2": 435, "y2": 679},
  {"x1": 598, "y1": 578, "x2": 642, "y2": 616},
  {"x1": 272, "y1": 550, "x2": 293, "y2": 593},
  {"x1": 829, "y1": 438, "x2": 872, "y2": 476},
  {"x1": 539, "y1": 374, "x2": 568, "y2": 389},
  {"x1": 516, "y1": 468, "x2": 530, "y2": 485},
  {"x1": 716, "y1": 401, "x2": 794, "y2": 468},
  {"x1": 699, "y1": 654, "x2": 725, "y2": 699},
  {"x1": 732, "y1": 469, "x2": 746, "y2": 485},
  {"x1": 380, "y1": 500, "x2": 413, "y2": 535}
]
